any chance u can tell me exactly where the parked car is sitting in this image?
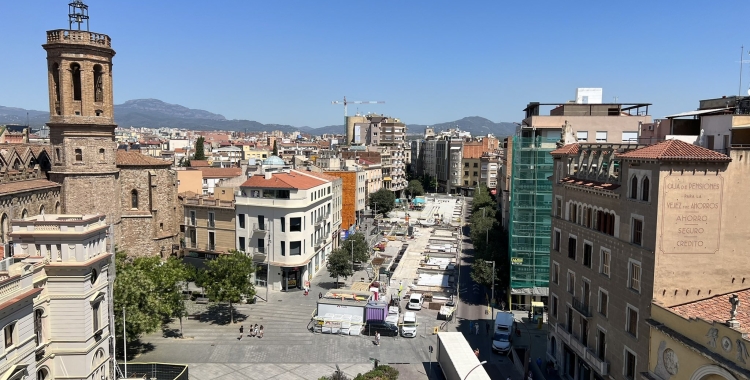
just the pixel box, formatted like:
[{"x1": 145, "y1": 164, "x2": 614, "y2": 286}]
[
  {"x1": 364, "y1": 320, "x2": 398, "y2": 337},
  {"x1": 407, "y1": 293, "x2": 424, "y2": 310}
]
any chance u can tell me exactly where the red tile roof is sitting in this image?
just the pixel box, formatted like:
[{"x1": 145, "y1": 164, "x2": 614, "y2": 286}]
[
  {"x1": 669, "y1": 288, "x2": 750, "y2": 334},
  {"x1": 197, "y1": 167, "x2": 242, "y2": 179},
  {"x1": 241, "y1": 170, "x2": 326, "y2": 190},
  {"x1": 116, "y1": 151, "x2": 171, "y2": 167},
  {"x1": 550, "y1": 144, "x2": 580, "y2": 156},
  {"x1": 616, "y1": 139, "x2": 731, "y2": 162},
  {"x1": 0, "y1": 179, "x2": 60, "y2": 196},
  {"x1": 560, "y1": 176, "x2": 621, "y2": 191},
  {"x1": 189, "y1": 160, "x2": 212, "y2": 167},
  {"x1": 302, "y1": 171, "x2": 339, "y2": 182}
]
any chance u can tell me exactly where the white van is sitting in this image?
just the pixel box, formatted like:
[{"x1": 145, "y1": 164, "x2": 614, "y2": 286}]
[
  {"x1": 407, "y1": 293, "x2": 424, "y2": 310},
  {"x1": 492, "y1": 312, "x2": 515, "y2": 354},
  {"x1": 401, "y1": 311, "x2": 418, "y2": 338}
]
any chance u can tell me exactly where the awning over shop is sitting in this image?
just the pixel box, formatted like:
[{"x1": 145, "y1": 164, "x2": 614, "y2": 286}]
[{"x1": 383, "y1": 177, "x2": 392, "y2": 181}]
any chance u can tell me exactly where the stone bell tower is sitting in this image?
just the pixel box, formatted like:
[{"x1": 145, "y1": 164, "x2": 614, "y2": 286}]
[{"x1": 44, "y1": 1, "x2": 121, "y2": 236}]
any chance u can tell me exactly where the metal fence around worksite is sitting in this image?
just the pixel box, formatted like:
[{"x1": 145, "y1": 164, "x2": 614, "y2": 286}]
[{"x1": 117, "y1": 362, "x2": 188, "y2": 380}]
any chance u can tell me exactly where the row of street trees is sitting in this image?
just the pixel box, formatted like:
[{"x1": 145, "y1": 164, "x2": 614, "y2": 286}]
[
  {"x1": 468, "y1": 186, "x2": 508, "y2": 305},
  {"x1": 114, "y1": 250, "x2": 255, "y2": 349}
]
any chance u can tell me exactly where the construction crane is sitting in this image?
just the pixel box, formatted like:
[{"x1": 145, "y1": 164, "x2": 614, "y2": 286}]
[{"x1": 331, "y1": 96, "x2": 385, "y2": 117}]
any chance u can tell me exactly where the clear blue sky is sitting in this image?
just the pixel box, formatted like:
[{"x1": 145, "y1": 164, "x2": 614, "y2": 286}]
[{"x1": 2, "y1": 1, "x2": 749, "y2": 128}]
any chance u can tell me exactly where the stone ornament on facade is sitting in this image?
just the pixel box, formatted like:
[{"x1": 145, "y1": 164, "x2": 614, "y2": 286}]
[
  {"x1": 654, "y1": 341, "x2": 673, "y2": 380},
  {"x1": 737, "y1": 339, "x2": 749, "y2": 364},
  {"x1": 707, "y1": 328, "x2": 719, "y2": 348},
  {"x1": 721, "y1": 336, "x2": 732, "y2": 352},
  {"x1": 663, "y1": 348, "x2": 678, "y2": 375}
]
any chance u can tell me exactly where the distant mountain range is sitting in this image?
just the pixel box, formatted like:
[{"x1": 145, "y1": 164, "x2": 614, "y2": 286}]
[{"x1": 0, "y1": 99, "x2": 517, "y2": 137}]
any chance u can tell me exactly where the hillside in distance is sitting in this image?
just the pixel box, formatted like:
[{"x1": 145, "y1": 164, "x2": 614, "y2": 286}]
[{"x1": 0, "y1": 99, "x2": 517, "y2": 137}]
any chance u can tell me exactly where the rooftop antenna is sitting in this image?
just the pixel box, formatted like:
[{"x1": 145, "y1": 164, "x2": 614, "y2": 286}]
[{"x1": 68, "y1": 0, "x2": 89, "y2": 31}]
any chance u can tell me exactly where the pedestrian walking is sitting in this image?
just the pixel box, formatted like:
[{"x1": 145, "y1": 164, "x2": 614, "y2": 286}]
[
  {"x1": 238, "y1": 325, "x2": 244, "y2": 340},
  {"x1": 375, "y1": 331, "x2": 381, "y2": 346},
  {"x1": 475, "y1": 323, "x2": 479, "y2": 335},
  {"x1": 259, "y1": 325, "x2": 264, "y2": 338},
  {"x1": 474, "y1": 348, "x2": 480, "y2": 358},
  {"x1": 254, "y1": 324, "x2": 259, "y2": 337}
]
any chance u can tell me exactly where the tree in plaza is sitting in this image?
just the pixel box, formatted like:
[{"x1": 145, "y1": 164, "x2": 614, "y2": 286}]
[
  {"x1": 326, "y1": 248, "x2": 354, "y2": 288},
  {"x1": 369, "y1": 188, "x2": 396, "y2": 216},
  {"x1": 132, "y1": 256, "x2": 190, "y2": 336},
  {"x1": 202, "y1": 250, "x2": 256, "y2": 324},
  {"x1": 114, "y1": 251, "x2": 164, "y2": 345},
  {"x1": 342, "y1": 232, "x2": 370, "y2": 264},
  {"x1": 471, "y1": 185, "x2": 495, "y2": 214},
  {"x1": 194, "y1": 136, "x2": 207, "y2": 160},
  {"x1": 420, "y1": 174, "x2": 437, "y2": 193},
  {"x1": 272, "y1": 140, "x2": 279, "y2": 156},
  {"x1": 406, "y1": 180, "x2": 424, "y2": 197},
  {"x1": 353, "y1": 365, "x2": 399, "y2": 380}
]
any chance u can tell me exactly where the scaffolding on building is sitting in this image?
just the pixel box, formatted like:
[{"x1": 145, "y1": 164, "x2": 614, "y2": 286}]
[{"x1": 508, "y1": 134, "x2": 556, "y2": 299}]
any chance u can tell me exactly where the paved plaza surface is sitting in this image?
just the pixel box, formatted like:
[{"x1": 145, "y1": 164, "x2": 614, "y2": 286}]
[{"x1": 133, "y1": 195, "x2": 550, "y2": 380}]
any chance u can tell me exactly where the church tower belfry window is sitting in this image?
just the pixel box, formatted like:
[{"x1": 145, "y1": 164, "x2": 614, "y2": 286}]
[{"x1": 70, "y1": 63, "x2": 82, "y2": 101}]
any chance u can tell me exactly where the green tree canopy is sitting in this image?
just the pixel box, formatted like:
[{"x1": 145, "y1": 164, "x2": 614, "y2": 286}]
[
  {"x1": 326, "y1": 248, "x2": 353, "y2": 288},
  {"x1": 114, "y1": 252, "x2": 190, "y2": 344},
  {"x1": 353, "y1": 365, "x2": 399, "y2": 380},
  {"x1": 202, "y1": 250, "x2": 256, "y2": 323},
  {"x1": 420, "y1": 174, "x2": 437, "y2": 193},
  {"x1": 369, "y1": 188, "x2": 396, "y2": 216},
  {"x1": 194, "y1": 136, "x2": 207, "y2": 161},
  {"x1": 342, "y1": 232, "x2": 370, "y2": 263},
  {"x1": 406, "y1": 180, "x2": 424, "y2": 197},
  {"x1": 272, "y1": 140, "x2": 279, "y2": 156}
]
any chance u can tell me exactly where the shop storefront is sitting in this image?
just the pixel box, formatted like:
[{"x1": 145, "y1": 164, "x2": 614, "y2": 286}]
[{"x1": 282, "y1": 266, "x2": 302, "y2": 291}]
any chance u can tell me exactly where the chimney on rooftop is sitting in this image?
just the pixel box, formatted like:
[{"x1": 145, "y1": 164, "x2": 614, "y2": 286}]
[{"x1": 265, "y1": 172, "x2": 273, "y2": 180}]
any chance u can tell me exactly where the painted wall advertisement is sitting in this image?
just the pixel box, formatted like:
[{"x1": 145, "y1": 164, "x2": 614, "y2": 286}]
[{"x1": 659, "y1": 175, "x2": 723, "y2": 254}]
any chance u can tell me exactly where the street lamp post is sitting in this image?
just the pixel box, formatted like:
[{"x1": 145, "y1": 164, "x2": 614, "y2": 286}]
[
  {"x1": 490, "y1": 260, "x2": 495, "y2": 318},
  {"x1": 463, "y1": 361, "x2": 487, "y2": 380},
  {"x1": 351, "y1": 239, "x2": 355, "y2": 273}
]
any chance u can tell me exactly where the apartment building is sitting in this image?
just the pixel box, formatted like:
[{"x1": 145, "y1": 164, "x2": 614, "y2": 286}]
[
  {"x1": 361, "y1": 160, "x2": 383, "y2": 201},
  {"x1": 480, "y1": 155, "x2": 500, "y2": 190},
  {"x1": 506, "y1": 94, "x2": 652, "y2": 307},
  {"x1": 547, "y1": 138, "x2": 750, "y2": 380},
  {"x1": 235, "y1": 170, "x2": 337, "y2": 291},
  {"x1": 180, "y1": 189, "x2": 236, "y2": 260},
  {"x1": 5, "y1": 214, "x2": 113, "y2": 380},
  {"x1": 423, "y1": 139, "x2": 437, "y2": 184},
  {"x1": 345, "y1": 114, "x2": 408, "y2": 195},
  {"x1": 410, "y1": 139, "x2": 422, "y2": 176}
]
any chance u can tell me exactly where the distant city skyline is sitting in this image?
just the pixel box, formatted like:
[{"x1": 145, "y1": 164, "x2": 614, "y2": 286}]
[{"x1": 1, "y1": 0, "x2": 749, "y2": 128}]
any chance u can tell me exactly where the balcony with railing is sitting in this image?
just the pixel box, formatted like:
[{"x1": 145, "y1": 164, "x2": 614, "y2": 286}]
[
  {"x1": 207, "y1": 219, "x2": 216, "y2": 228},
  {"x1": 253, "y1": 223, "x2": 269, "y2": 233},
  {"x1": 205, "y1": 243, "x2": 216, "y2": 251},
  {"x1": 554, "y1": 322, "x2": 609, "y2": 375},
  {"x1": 46, "y1": 29, "x2": 111, "y2": 47},
  {"x1": 572, "y1": 297, "x2": 592, "y2": 318}
]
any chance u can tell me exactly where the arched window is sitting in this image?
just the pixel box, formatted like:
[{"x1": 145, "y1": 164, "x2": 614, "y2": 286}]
[
  {"x1": 51, "y1": 63, "x2": 61, "y2": 112},
  {"x1": 70, "y1": 63, "x2": 82, "y2": 101},
  {"x1": 54, "y1": 202, "x2": 60, "y2": 214},
  {"x1": 21, "y1": 209, "x2": 28, "y2": 219},
  {"x1": 641, "y1": 177, "x2": 650, "y2": 202},
  {"x1": 630, "y1": 176, "x2": 638, "y2": 199},
  {"x1": 12, "y1": 159, "x2": 20, "y2": 171},
  {"x1": 131, "y1": 190, "x2": 138, "y2": 209},
  {"x1": 93, "y1": 64, "x2": 103, "y2": 102},
  {"x1": 34, "y1": 309, "x2": 43, "y2": 346},
  {"x1": 99, "y1": 148, "x2": 105, "y2": 160},
  {"x1": 37, "y1": 368, "x2": 48, "y2": 380},
  {"x1": 75, "y1": 149, "x2": 82, "y2": 162},
  {"x1": 39, "y1": 206, "x2": 45, "y2": 216}
]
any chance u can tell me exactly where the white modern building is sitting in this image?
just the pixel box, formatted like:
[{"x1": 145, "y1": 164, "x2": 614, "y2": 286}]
[
  {"x1": 235, "y1": 170, "x2": 336, "y2": 291},
  {"x1": 3, "y1": 214, "x2": 113, "y2": 380}
]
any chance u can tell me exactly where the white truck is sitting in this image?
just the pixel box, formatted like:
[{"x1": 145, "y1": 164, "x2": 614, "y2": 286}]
[
  {"x1": 492, "y1": 312, "x2": 515, "y2": 354},
  {"x1": 436, "y1": 332, "x2": 491, "y2": 380}
]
